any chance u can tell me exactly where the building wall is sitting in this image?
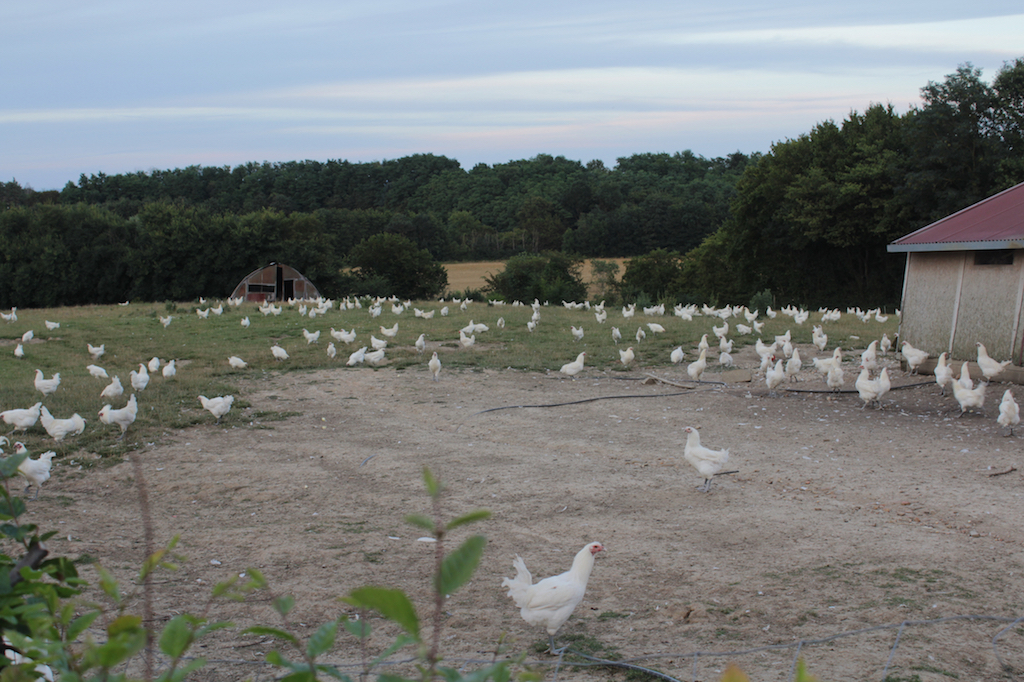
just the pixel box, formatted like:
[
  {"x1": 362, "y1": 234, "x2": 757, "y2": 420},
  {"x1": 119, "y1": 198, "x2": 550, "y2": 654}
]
[{"x1": 901, "y1": 250, "x2": 1024, "y2": 365}]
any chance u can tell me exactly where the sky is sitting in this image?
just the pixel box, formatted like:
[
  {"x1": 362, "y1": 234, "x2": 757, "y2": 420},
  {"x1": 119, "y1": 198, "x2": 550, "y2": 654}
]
[{"x1": 3, "y1": 1, "x2": 1024, "y2": 191}]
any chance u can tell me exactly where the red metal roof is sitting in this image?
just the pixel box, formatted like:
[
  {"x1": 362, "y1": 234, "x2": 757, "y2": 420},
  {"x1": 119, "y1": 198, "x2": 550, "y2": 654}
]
[{"x1": 888, "y1": 181, "x2": 1024, "y2": 252}]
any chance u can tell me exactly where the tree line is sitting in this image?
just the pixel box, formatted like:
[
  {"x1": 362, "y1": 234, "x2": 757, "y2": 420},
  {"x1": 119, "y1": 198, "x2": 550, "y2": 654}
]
[{"x1": 2, "y1": 58, "x2": 1022, "y2": 309}]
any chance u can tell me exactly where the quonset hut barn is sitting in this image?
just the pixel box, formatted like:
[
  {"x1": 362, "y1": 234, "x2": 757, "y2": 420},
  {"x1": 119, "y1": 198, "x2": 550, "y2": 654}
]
[
  {"x1": 230, "y1": 263, "x2": 320, "y2": 303},
  {"x1": 888, "y1": 181, "x2": 1024, "y2": 368}
]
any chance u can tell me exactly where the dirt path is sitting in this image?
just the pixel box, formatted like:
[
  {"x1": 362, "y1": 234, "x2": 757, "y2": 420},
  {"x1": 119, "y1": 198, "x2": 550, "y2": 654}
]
[{"x1": 31, "y1": 349, "x2": 1024, "y2": 681}]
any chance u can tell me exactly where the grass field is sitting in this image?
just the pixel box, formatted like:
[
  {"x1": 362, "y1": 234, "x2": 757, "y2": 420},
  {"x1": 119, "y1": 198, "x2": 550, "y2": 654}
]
[
  {"x1": 444, "y1": 259, "x2": 629, "y2": 297},
  {"x1": 0, "y1": 297, "x2": 898, "y2": 461}
]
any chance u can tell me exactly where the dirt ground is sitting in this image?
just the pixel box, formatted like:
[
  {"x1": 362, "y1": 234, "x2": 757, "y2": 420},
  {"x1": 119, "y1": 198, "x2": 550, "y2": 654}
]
[{"x1": 26, "y1": 343, "x2": 1024, "y2": 682}]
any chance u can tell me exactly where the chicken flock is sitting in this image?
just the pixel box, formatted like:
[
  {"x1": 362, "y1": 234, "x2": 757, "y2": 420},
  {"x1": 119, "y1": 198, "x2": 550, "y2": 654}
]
[{"x1": 1, "y1": 295, "x2": 1022, "y2": 657}]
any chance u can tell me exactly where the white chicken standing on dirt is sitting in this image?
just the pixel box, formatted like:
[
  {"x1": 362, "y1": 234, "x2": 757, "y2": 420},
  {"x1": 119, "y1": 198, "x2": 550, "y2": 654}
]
[
  {"x1": 687, "y1": 348, "x2": 707, "y2": 382},
  {"x1": 951, "y1": 378, "x2": 987, "y2": 417},
  {"x1": 502, "y1": 542, "x2": 605, "y2": 653},
  {"x1": 199, "y1": 395, "x2": 234, "y2": 423},
  {"x1": 682, "y1": 426, "x2": 732, "y2": 492},
  {"x1": 900, "y1": 341, "x2": 929, "y2": 374},
  {"x1": 997, "y1": 389, "x2": 1019, "y2": 436},
  {"x1": 33, "y1": 370, "x2": 61, "y2": 397},
  {"x1": 428, "y1": 352, "x2": 442, "y2": 381},
  {"x1": 785, "y1": 348, "x2": 802, "y2": 382},
  {"x1": 13, "y1": 443, "x2": 56, "y2": 500},
  {"x1": 619, "y1": 346, "x2": 635, "y2": 367},
  {"x1": 765, "y1": 358, "x2": 786, "y2": 396},
  {"x1": 976, "y1": 342, "x2": 1011, "y2": 380},
  {"x1": 39, "y1": 406, "x2": 86, "y2": 442},
  {"x1": 559, "y1": 352, "x2": 586, "y2": 378},
  {"x1": 933, "y1": 352, "x2": 954, "y2": 395},
  {"x1": 98, "y1": 394, "x2": 138, "y2": 439},
  {"x1": 855, "y1": 366, "x2": 890, "y2": 409},
  {"x1": 860, "y1": 340, "x2": 879, "y2": 372},
  {"x1": 670, "y1": 346, "x2": 684, "y2": 364}
]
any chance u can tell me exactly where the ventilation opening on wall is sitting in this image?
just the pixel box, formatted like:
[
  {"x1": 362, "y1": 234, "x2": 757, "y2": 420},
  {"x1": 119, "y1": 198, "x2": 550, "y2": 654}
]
[{"x1": 974, "y1": 250, "x2": 1015, "y2": 266}]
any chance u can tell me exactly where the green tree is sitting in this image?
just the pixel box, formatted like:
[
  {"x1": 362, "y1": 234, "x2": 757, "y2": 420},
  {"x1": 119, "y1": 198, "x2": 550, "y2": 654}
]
[
  {"x1": 483, "y1": 251, "x2": 585, "y2": 302},
  {"x1": 348, "y1": 233, "x2": 448, "y2": 299}
]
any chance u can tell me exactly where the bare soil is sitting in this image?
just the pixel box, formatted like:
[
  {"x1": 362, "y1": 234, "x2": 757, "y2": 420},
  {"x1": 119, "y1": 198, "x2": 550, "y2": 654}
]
[{"x1": 28, "y1": 345, "x2": 1024, "y2": 681}]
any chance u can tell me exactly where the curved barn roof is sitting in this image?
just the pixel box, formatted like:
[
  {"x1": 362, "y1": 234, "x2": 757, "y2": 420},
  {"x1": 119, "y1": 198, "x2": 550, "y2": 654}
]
[{"x1": 231, "y1": 263, "x2": 320, "y2": 302}]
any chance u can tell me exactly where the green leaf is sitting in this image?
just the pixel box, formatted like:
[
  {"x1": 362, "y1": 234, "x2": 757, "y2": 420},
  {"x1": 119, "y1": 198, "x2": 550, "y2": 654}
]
[
  {"x1": 67, "y1": 611, "x2": 101, "y2": 641},
  {"x1": 422, "y1": 467, "x2": 441, "y2": 498},
  {"x1": 404, "y1": 514, "x2": 435, "y2": 531},
  {"x1": 243, "y1": 626, "x2": 300, "y2": 646},
  {"x1": 343, "y1": 587, "x2": 420, "y2": 640},
  {"x1": 108, "y1": 614, "x2": 143, "y2": 636},
  {"x1": 274, "y1": 594, "x2": 296, "y2": 617},
  {"x1": 342, "y1": 616, "x2": 371, "y2": 639},
  {"x1": 446, "y1": 510, "x2": 491, "y2": 531},
  {"x1": 159, "y1": 614, "x2": 194, "y2": 658},
  {"x1": 436, "y1": 535, "x2": 486, "y2": 596},
  {"x1": 0, "y1": 451, "x2": 28, "y2": 478},
  {"x1": 306, "y1": 620, "x2": 337, "y2": 659}
]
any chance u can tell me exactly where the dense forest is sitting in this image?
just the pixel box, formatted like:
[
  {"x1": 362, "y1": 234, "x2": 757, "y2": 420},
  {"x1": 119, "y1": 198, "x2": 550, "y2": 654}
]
[{"x1": 2, "y1": 58, "x2": 1022, "y2": 309}]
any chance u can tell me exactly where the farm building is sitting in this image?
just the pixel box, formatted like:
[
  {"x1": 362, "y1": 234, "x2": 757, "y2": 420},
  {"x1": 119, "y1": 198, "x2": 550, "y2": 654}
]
[
  {"x1": 887, "y1": 181, "x2": 1024, "y2": 367},
  {"x1": 230, "y1": 263, "x2": 320, "y2": 303}
]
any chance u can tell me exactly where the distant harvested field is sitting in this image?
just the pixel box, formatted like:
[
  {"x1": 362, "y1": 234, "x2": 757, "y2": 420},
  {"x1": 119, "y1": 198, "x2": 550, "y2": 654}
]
[{"x1": 444, "y1": 258, "x2": 629, "y2": 296}]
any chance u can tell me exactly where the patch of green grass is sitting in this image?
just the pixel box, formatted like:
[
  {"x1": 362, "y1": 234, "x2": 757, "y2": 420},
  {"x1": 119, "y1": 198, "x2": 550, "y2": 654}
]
[{"x1": 910, "y1": 663, "x2": 959, "y2": 678}]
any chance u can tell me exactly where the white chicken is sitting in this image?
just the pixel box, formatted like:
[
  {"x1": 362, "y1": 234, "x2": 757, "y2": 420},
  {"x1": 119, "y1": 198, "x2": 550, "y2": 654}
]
[
  {"x1": 241, "y1": 316, "x2": 251, "y2": 328},
  {"x1": 459, "y1": 331, "x2": 476, "y2": 348},
  {"x1": 44, "y1": 320, "x2": 60, "y2": 331},
  {"x1": 33, "y1": 369, "x2": 61, "y2": 397},
  {"x1": 162, "y1": 359, "x2": 176, "y2": 378},
  {"x1": 228, "y1": 356, "x2": 248, "y2": 369},
  {"x1": 880, "y1": 333, "x2": 892, "y2": 355},
  {"x1": 570, "y1": 325, "x2": 585, "y2": 342},
  {"x1": 782, "y1": 348, "x2": 800, "y2": 381},
  {"x1": 719, "y1": 351, "x2": 734, "y2": 367},
  {"x1": 670, "y1": 346, "x2": 684, "y2": 364},
  {"x1": 14, "y1": 344, "x2": 24, "y2": 359},
  {"x1": 952, "y1": 378, "x2": 987, "y2": 417},
  {"x1": 160, "y1": 315, "x2": 173, "y2": 328},
  {"x1": 13, "y1": 443, "x2": 56, "y2": 500},
  {"x1": 327, "y1": 342, "x2": 337, "y2": 359},
  {"x1": 380, "y1": 323, "x2": 399, "y2": 338},
  {"x1": 302, "y1": 328, "x2": 321, "y2": 345},
  {"x1": 682, "y1": 426, "x2": 731, "y2": 492},
  {"x1": 765, "y1": 358, "x2": 786, "y2": 396},
  {"x1": 88, "y1": 343, "x2": 105, "y2": 360},
  {"x1": 901, "y1": 341, "x2": 929, "y2": 374},
  {"x1": 199, "y1": 395, "x2": 234, "y2": 423},
  {"x1": 271, "y1": 345, "x2": 289, "y2": 361},
  {"x1": 87, "y1": 364, "x2": 108, "y2": 379},
  {"x1": 860, "y1": 340, "x2": 879, "y2": 372},
  {"x1": 698, "y1": 334, "x2": 710, "y2": 353},
  {"x1": 415, "y1": 333, "x2": 426, "y2": 353},
  {"x1": 997, "y1": 389, "x2": 1019, "y2": 436},
  {"x1": 21, "y1": 330, "x2": 34, "y2": 343},
  {"x1": 347, "y1": 346, "x2": 368, "y2": 366},
  {"x1": 147, "y1": 357, "x2": 161, "y2": 372},
  {"x1": 933, "y1": 352, "x2": 954, "y2": 395},
  {"x1": 370, "y1": 334, "x2": 389, "y2": 350},
  {"x1": 958, "y1": 361, "x2": 974, "y2": 390},
  {"x1": 1, "y1": 403, "x2": 42, "y2": 433},
  {"x1": 719, "y1": 336, "x2": 733, "y2": 354},
  {"x1": 611, "y1": 327, "x2": 621, "y2": 344},
  {"x1": 635, "y1": 327, "x2": 646, "y2": 343},
  {"x1": 428, "y1": 352, "x2": 442, "y2": 381},
  {"x1": 502, "y1": 542, "x2": 605, "y2": 653},
  {"x1": 98, "y1": 394, "x2": 138, "y2": 439},
  {"x1": 196, "y1": 308, "x2": 210, "y2": 319},
  {"x1": 646, "y1": 322, "x2": 666, "y2": 334},
  {"x1": 811, "y1": 326, "x2": 828, "y2": 352},
  {"x1": 100, "y1": 376, "x2": 124, "y2": 400},
  {"x1": 365, "y1": 348, "x2": 386, "y2": 365},
  {"x1": 560, "y1": 352, "x2": 586, "y2": 378},
  {"x1": 130, "y1": 364, "x2": 150, "y2": 392},
  {"x1": 855, "y1": 366, "x2": 890, "y2": 409},
  {"x1": 39, "y1": 406, "x2": 86, "y2": 442},
  {"x1": 619, "y1": 346, "x2": 635, "y2": 367},
  {"x1": 826, "y1": 363, "x2": 845, "y2": 392},
  {"x1": 976, "y1": 342, "x2": 1011, "y2": 380},
  {"x1": 687, "y1": 348, "x2": 707, "y2": 382}
]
